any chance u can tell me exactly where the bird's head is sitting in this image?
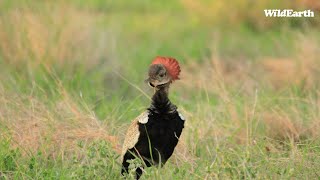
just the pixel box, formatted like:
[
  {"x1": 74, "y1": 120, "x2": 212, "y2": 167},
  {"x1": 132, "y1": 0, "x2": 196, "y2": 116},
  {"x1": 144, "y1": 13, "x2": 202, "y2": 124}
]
[{"x1": 146, "y1": 56, "x2": 181, "y2": 88}]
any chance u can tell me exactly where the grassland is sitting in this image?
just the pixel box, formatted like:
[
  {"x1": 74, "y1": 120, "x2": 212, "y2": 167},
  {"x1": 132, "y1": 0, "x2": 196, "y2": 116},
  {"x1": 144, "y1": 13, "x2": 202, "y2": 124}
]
[{"x1": 0, "y1": 0, "x2": 320, "y2": 179}]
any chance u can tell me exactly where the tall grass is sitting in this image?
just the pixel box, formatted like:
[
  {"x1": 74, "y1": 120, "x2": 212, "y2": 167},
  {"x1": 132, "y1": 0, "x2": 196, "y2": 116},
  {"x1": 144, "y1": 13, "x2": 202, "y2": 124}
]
[{"x1": 181, "y1": 0, "x2": 320, "y2": 29}]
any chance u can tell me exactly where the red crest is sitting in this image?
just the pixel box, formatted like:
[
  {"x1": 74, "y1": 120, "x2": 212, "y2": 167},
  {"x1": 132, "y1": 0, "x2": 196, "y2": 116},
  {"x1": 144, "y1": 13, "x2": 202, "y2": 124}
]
[{"x1": 151, "y1": 56, "x2": 181, "y2": 81}]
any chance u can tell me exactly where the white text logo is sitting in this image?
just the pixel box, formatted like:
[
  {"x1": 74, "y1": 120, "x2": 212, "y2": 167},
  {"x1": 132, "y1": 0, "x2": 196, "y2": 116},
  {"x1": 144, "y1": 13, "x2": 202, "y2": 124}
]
[{"x1": 264, "y1": 9, "x2": 314, "y2": 17}]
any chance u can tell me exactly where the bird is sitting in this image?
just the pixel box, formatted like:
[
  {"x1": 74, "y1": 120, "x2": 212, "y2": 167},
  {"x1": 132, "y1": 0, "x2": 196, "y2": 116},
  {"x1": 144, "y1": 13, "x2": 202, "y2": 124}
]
[{"x1": 121, "y1": 56, "x2": 185, "y2": 179}]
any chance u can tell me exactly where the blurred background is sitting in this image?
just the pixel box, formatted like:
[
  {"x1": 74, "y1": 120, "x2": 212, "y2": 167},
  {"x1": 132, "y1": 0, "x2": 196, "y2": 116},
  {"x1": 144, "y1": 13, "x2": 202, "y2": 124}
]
[{"x1": 0, "y1": 0, "x2": 320, "y2": 179}]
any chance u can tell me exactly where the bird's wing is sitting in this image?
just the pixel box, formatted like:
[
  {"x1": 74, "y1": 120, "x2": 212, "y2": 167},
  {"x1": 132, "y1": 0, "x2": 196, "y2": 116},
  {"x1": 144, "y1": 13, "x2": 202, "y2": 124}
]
[{"x1": 121, "y1": 111, "x2": 149, "y2": 160}]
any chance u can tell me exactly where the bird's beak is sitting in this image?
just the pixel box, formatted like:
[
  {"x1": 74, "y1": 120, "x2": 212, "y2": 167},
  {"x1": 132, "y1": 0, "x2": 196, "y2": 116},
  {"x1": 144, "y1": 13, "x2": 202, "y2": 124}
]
[
  {"x1": 145, "y1": 77, "x2": 156, "y2": 88},
  {"x1": 145, "y1": 77, "x2": 171, "y2": 89}
]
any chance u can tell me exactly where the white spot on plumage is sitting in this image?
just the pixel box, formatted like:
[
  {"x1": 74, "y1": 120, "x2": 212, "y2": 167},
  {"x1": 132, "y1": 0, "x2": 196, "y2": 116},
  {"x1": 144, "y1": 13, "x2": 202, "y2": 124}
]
[
  {"x1": 138, "y1": 111, "x2": 149, "y2": 124},
  {"x1": 174, "y1": 132, "x2": 179, "y2": 139},
  {"x1": 178, "y1": 111, "x2": 185, "y2": 121}
]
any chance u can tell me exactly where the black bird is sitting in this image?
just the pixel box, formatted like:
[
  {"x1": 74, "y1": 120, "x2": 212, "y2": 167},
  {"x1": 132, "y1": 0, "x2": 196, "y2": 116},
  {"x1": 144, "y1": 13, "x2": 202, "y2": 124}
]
[{"x1": 121, "y1": 57, "x2": 185, "y2": 179}]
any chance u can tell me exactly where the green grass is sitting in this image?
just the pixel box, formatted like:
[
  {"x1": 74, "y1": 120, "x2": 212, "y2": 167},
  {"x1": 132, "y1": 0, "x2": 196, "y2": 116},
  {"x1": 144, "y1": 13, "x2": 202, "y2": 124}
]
[{"x1": 1, "y1": 0, "x2": 320, "y2": 179}]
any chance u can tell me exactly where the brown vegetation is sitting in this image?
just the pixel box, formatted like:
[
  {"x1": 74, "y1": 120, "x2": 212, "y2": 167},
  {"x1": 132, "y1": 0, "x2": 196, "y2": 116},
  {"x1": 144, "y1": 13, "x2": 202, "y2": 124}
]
[
  {"x1": 176, "y1": 32, "x2": 320, "y2": 145},
  {"x1": 0, "y1": 88, "x2": 120, "y2": 157},
  {"x1": 0, "y1": 4, "x2": 111, "y2": 70}
]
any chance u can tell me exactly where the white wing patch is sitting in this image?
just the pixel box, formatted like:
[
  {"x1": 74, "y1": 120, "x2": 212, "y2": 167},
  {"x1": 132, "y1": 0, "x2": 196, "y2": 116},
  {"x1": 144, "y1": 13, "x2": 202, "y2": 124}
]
[
  {"x1": 138, "y1": 111, "x2": 149, "y2": 124},
  {"x1": 178, "y1": 111, "x2": 185, "y2": 121}
]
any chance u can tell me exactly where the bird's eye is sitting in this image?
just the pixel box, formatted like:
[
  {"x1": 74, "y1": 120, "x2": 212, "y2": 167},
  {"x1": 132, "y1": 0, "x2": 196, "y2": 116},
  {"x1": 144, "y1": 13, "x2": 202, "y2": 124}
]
[{"x1": 159, "y1": 74, "x2": 164, "y2": 78}]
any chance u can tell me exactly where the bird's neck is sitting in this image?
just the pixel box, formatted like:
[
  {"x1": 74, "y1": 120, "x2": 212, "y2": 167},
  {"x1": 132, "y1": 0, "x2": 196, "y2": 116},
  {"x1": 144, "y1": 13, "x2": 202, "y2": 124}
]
[{"x1": 149, "y1": 85, "x2": 176, "y2": 113}]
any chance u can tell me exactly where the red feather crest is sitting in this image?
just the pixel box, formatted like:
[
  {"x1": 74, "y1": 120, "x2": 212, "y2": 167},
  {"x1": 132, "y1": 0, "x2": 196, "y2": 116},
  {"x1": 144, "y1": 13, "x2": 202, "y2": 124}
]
[{"x1": 151, "y1": 56, "x2": 181, "y2": 81}]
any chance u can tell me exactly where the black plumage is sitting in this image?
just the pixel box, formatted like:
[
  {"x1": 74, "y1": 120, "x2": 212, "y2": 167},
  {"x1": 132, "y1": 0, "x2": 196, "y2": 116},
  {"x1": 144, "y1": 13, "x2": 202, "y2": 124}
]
[{"x1": 121, "y1": 86, "x2": 185, "y2": 179}]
